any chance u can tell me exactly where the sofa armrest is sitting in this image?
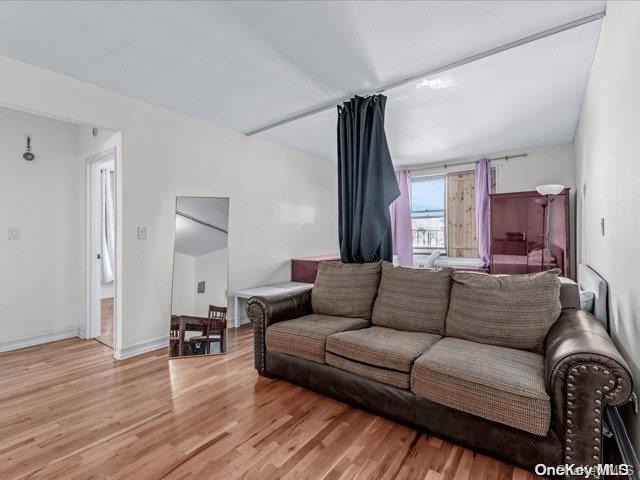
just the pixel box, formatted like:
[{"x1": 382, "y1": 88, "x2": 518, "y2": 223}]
[
  {"x1": 246, "y1": 289, "x2": 312, "y2": 376},
  {"x1": 544, "y1": 309, "x2": 633, "y2": 471}
]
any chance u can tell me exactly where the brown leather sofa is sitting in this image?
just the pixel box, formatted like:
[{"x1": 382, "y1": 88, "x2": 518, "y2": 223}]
[{"x1": 247, "y1": 262, "x2": 633, "y2": 477}]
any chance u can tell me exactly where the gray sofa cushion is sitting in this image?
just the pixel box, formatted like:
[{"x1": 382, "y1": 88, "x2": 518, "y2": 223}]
[
  {"x1": 559, "y1": 276, "x2": 580, "y2": 310},
  {"x1": 326, "y1": 326, "x2": 440, "y2": 372},
  {"x1": 266, "y1": 314, "x2": 369, "y2": 363},
  {"x1": 326, "y1": 326, "x2": 440, "y2": 389},
  {"x1": 325, "y1": 353, "x2": 411, "y2": 389},
  {"x1": 372, "y1": 262, "x2": 452, "y2": 334},
  {"x1": 577, "y1": 262, "x2": 609, "y2": 329},
  {"x1": 411, "y1": 337, "x2": 550, "y2": 436},
  {"x1": 445, "y1": 270, "x2": 561, "y2": 352},
  {"x1": 312, "y1": 261, "x2": 381, "y2": 318},
  {"x1": 579, "y1": 289, "x2": 595, "y2": 312}
]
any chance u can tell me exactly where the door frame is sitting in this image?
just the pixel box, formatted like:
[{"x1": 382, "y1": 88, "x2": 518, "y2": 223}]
[{"x1": 85, "y1": 147, "x2": 117, "y2": 341}]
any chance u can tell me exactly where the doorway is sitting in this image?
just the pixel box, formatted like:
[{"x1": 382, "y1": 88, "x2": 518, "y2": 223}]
[{"x1": 86, "y1": 147, "x2": 116, "y2": 348}]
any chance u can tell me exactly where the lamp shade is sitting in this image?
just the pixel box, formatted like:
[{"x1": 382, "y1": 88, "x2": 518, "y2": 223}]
[{"x1": 536, "y1": 184, "x2": 564, "y2": 196}]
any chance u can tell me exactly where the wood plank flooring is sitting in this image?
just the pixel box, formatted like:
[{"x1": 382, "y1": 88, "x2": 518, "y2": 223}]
[
  {"x1": 96, "y1": 297, "x2": 114, "y2": 349},
  {"x1": 0, "y1": 325, "x2": 542, "y2": 480}
]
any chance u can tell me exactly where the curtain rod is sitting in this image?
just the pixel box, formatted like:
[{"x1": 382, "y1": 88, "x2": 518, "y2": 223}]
[
  {"x1": 245, "y1": 11, "x2": 605, "y2": 136},
  {"x1": 402, "y1": 152, "x2": 528, "y2": 173},
  {"x1": 478, "y1": 152, "x2": 528, "y2": 166},
  {"x1": 176, "y1": 211, "x2": 228, "y2": 234}
]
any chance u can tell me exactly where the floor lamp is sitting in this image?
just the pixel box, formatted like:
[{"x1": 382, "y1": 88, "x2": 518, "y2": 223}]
[{"x1": 536, "y1": 184, "x2": 564, "y2": 270}]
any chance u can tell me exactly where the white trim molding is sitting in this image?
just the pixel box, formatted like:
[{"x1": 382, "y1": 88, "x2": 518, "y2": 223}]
[
  {"x1": 85, "y1": 147, "x2": 117, "y2": 342},
  {"x1": 113, "y1": 336, "x2": 168, "y2": 360},
  {"x1": 77, "y1": 325, "x2": 88, "y2": 339},
  {"x1": 0, "y1": 327, "x2": 80, "y2": 353}
]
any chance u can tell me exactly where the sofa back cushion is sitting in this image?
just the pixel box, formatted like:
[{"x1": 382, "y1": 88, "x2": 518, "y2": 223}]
[
  {"x1": 559, "y1": 276, "x2": 580, "y2": 310},
  {"x1": 312, "y1": 261, "x2": 381, "y2": 318},
  {"x1": 445, "y1": 269, "x2": 562, "y2": 352},
  {"x1": 372, "y1": 262, "x2": 453, "y2": 334}
]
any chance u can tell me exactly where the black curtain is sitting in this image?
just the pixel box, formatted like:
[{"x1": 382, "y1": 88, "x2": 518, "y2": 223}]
[{"x1": 337, "y1": 95, "x2": 399, "y2": 263}]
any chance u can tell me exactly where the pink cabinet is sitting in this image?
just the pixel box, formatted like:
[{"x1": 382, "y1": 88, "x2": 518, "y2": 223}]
[{"x1": 489, "y1": 189, "x2": 570, "y2": 278}]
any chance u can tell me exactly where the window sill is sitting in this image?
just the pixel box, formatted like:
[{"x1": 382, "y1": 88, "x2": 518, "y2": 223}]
[
  {"x1": 413, "y1": 255, "x2": 484, "y2": 269},
  {"x1": 413, "y1": 249, "x2": 445, "y2": 255}
]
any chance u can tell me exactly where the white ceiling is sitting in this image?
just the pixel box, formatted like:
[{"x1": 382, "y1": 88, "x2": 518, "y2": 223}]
[
  {"x1": 0, "y1": 1, "x2": 605, "y2": 164},
  {"x1": 174, "y1": 197, "x2": 228, "y2": 257},
  {"x1": 260, "y1": 20, "x2": 602, "y2": 165}
]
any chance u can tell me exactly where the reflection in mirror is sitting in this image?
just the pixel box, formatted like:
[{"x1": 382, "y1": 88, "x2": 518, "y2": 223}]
[{"x1": 170, "y1": 197, "x2": 229, "y2": 357}]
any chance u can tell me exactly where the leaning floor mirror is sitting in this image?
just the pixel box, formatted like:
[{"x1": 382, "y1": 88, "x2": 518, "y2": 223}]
[{"x1": 169, "y1": 196, "x2": 229, "y2": 357}]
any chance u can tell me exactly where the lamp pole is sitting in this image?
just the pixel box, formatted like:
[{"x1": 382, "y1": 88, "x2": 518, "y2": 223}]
[{"x1": 535, "y1": 185, "x2": 564, "y2": 271}]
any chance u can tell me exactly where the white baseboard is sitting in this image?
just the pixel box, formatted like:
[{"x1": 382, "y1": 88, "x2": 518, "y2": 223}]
[
  {"x1": 113, "y1": 336, "x2": 168, "y2": 360},
  {"x1": 0, "y1": 327, "x2": 80, "y2": 353},
  {"x1": 77, "y1": 325, "x2": 88, "y2": 339}
]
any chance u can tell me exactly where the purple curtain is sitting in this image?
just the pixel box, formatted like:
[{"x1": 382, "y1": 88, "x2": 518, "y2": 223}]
[
  {"x1": 475, "y1": 159, "x2": 491, "y2": 267},
  {"x1": 390, "y1": 170, "x2": 413, "y2": 266}
]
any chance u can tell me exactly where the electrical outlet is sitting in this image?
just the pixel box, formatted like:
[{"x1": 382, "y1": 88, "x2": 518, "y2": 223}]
[
  {"x1": 137, "y1": 225, "x2": 148, "y2": 240},
  {"x1": 8, "y1": 226, "x2": 20, "y2": 240}
]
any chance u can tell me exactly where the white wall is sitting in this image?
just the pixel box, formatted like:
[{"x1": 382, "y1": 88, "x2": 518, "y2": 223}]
[
  {"x1": 0, "y1": 107, "x2": 80, "y2": 349},
  {"x1": 573, "y1": 1, "x2": 640, "y2": 451},
  {"x1": 408, "y1": 143, "x2": 574, "y2": 191},
  {"x1": 193, "y1": 248, "x2": 228, "y2": 317},
  {"x1": 0, "y1": 54, "x2": 338, "y2": 357},
  {"x1": 101, "y1": 282, "x2": 114, "y2": 299},
  {"x1": 171, "y1": 252, "x2": 195, "y2": 316},
  {"x1": 493, "y1": 143, "x2": 575, "y2": 195},
  {"x1": 171, "y1": 248, "x2": 227, "y2": 319}
]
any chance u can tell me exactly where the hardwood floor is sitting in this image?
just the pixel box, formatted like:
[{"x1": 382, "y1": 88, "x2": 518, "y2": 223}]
[
  {"x1": 0, "y1": 325, "x2": 542, "y2": 480},
  {"x1": 96, "y1": 297, "x2": 114, "y2": 349}
]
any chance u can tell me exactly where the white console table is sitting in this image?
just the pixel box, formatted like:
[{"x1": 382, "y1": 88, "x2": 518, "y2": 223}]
[{"x1": 232, "y1": 281, "x2": 312, "y2": 327}]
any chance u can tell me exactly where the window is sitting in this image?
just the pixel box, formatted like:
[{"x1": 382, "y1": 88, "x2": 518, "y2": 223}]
[{"x1": 410, "y1": 176, "x2": 445, "y2": 253}]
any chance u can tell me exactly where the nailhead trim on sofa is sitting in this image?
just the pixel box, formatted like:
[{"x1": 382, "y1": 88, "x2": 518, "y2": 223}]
[{"x1": 563, "y1": 363, "x2": 627, "y2": 478}]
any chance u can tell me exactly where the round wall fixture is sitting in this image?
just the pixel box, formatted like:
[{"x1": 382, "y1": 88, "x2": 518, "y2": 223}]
[{"x1": 23, "y1": 136, "x2": 35, "y2": 161}]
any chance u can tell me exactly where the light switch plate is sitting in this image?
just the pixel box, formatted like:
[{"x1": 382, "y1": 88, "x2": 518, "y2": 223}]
[
  {"x1": 137, "y1": 225, "x2": 148, "y2": 240},
  {"x1": 8, "y1": 226, "x2": 20, "y2": 240}
]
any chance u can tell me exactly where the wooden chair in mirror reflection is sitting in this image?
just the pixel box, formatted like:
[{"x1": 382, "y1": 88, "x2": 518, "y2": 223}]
[{"x1": 187, "y1": 305, "x2": 227, "y2": 355}]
